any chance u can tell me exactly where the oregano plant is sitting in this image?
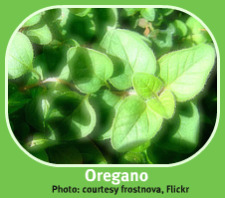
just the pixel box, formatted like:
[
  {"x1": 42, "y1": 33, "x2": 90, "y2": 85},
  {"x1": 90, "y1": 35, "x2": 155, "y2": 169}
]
[{"x1": 7, "y1": 8, "x2": 217, "y2": 164}]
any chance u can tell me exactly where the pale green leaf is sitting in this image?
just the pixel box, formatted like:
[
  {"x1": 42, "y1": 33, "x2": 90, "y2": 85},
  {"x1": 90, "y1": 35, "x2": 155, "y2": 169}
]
[
  {"x1": 25, "y1": 24, "x2": 52, "y2": 45},
  {"x1": 186, "y1": 17, "x2": 211, "y2": 44},
  {"x1": 58, "y1": 65, "x2": 70, "y2": 80},
  {"x1": 8, "y1": 32, "x2": 33, "y2": 79},
  {"x1": 159, "y1": 44, "x2": 216, "y2": 102},
  {"x1": 186, "y1": 17, "x2": 204, "y2": 34},
  {"x1": 56, "y1": 8, "x2": 70, "y2": 27},
  {"x1": 26, "y1": 64, "x2": 43, "y2": 85},
  {"x1": 112, "y1": 96, "x2": 162, "y2": 152},
  {"x1": 140, "y1": 8, "x2": 155, "y2": 21},
  {"x1": 121, "y1": 151, "x2": 148, "y2": 164},
  {"x1": 26, "y1": 134, "x2": 56, "y2": 151},
  {"x1": 42, "y1": 99, "x2": 50, "y2": 119},
  {"x1": 131, "y1": 141, "x2": 150, "y2": 153},
  {"x1": 22, "y1": 13, "x2": 42, "y2": 27},
  {"x1": 69, "y1": 8, "x2": 92, "y2": 17},
  {"x1": 100, "y1": 29, "x2": 156, "y2": 90},
  {"x1": 174, "y1": 20, "x2": 187, "y2": 37},
  {"x1": 147, "y1": 89, "x2": 175, "y2": 119},
  {"x1": 123, "y1": 8, "x2": 141, "y2": 16},
  {"x1": 133, "y1": 73, "x2": 163, "y2": 99},
  {"x1": 68, "y1": 47, "x2": 113, "y2": 93}
]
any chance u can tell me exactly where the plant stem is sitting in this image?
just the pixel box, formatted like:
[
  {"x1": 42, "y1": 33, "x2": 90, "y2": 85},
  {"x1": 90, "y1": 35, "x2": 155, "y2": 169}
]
[
  {"x1": 144, "y1": 150, "x2": 152, "y2": 164},
  {"x1": 22, "y1": 77, "x2": 77, "y2": 91}
]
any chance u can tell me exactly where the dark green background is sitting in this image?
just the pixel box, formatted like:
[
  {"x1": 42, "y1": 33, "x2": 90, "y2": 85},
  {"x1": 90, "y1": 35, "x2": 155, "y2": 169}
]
[{"x1": 1, "y1": 0, "x2": 223, "y2": 197}]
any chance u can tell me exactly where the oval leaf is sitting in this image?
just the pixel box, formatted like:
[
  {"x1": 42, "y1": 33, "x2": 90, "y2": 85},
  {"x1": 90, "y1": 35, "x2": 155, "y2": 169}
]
[
  {"x1": 133, "y1": 73, "x2": 163, "y2": 99},
  {"x1": 140, "y1": 8, "x2": 155, "y2": 21},
  {"x1": 160, "y1": 102, "x2": 200, "y2": 154},
  {"x1": 22, "y1": 13, "x2": 42, "y2": 27},
  {"x1": 68, "y1": 47, "x2": 113, "y2": 93},
  {"x1": 186, "y1": 17, "x2": 211, "y2": 44},
  {"x1": 100, "y1": 29, "x2": 156, "y2": 90},
  {"x1": 48, "y1": 93, "x2": 96, "y2": 140},
  {"x1": 90, "y1": 89, "x2": 122, "y2": 140},
  {"x1": 7, "y1": 32, "x2": 33, "y2": 79},
  {"x1": 159, "y1": 44, "x2": 216, "y2": 102},
  {"x1": 174, "y1": 20, "x2": 187, "y2": 37},
  {"x1": 25, "y1": 24, "x2": 52, "y2": 45},
  {"x1": 112, "y1": 96, "x2": 162, "y2": 152},
  {"x1": 123, "y1": 8, "x2": 141, "y2": 16},
  {"x1": 70, "y1": 96, "x2": 96, "y2": 138},
  {"x1": 147, "y1": 89, "x2": 175, "y2": 119},
  {"x1": 46, "y1": 144, "x2": 82, "y2": 164},
  {"x1": 69, "y1": 8, "x2": 92, "y2": 17}
]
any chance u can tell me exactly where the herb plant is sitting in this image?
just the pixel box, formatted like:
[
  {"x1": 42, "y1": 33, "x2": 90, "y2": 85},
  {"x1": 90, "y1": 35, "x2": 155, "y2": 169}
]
[{"x1": 7, "y1": 8, "x2": 217, "y2": 164}]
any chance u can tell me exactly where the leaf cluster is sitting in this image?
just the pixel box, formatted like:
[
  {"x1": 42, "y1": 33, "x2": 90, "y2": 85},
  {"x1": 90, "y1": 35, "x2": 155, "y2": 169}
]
[{"x1": 7, "y1": 8, "x2": 217, "y2": 164}]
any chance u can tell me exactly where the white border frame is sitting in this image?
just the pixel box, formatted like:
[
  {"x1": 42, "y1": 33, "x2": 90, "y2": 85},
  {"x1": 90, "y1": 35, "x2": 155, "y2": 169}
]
[{"x1": 5, "y1": 5, "x2": 220, "y2": 168}]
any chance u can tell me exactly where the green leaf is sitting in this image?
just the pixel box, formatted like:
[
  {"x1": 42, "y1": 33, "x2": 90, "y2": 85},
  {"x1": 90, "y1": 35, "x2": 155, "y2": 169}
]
[
  {"x1": 131, "y1": 141, "x2": 151, "y2": 153},
  {"x1": 25, "y1": 96, "x2": 50, "y2": 131},
  {"x1": 93, "y1": 8, "x2": 118, "y2": 39},
  {"x1": 22, "y1": 13, "x2": 42, "y2": 27},
  {"x1": 48, "y1": 93, "x2": 96, "y2": 140},
  {"x1": 70, "y1": 96, "x2": 96, "y2": 138},
  {"x1": 46, "y1": 143, "x2": 82, "y2": 164},
  {"x1": 75, "y1": 140, "x2": 107, "y2": 164},
  {"x1": 133, "y1": 73, "x2": 163, "y2": 99},
  {"x1": 31, "y1": 150, "x2": 49, "y2": 162},
  {"x1": 41, "y1": 43, "x2": 73, "y2": 77},
  {"x1": 186, "y1": 17, "x2": 211, "y2": 44},
  {"x1": 151, "y1": 23, "x2": 175, "y2": 57},
  {"x1": 121, "y1": 151, "x2": 148, "y2": 164},
  {"x1": 174, "y1": 20, "x2": 188, "y2": 37},
  {"x1": 7, "y1": 32, "x2": 33, "y2": 79},
  {"x1": 186, "y1": 17, "x2": 204, "y2": 35},
  {"x1": 100, "y1": 29, "x2": 156, "y2": 90},
  {"x1": 26, "y1": 133, "x2": 56, "y2": 152},
  {"x1": 147, "y1": 89, "x2": 175, "y2": 119},
  {"x1": 8, "y1": 92, "x2": 30, "y2": 114},
  {"x1": 123, "y1": 8, "x2": 141, "y2": 16},
  {"x1": 69, "y1": 8, "x2": 92, "y2": 17},
  {"x1": 25, "y1": 23, "x2": 52, "y2": 45},
  {"x1": 68, "y1": 47, "x2": 113, "y2": 93},
  {"x1": 140, "y1": 8, "x2": 155, "y2": 21},
  {"x1": 48, "y1": 91, "x2": 82, "y2": 118},
  {"x1": 56, "y1": 8, "x2": 70, "y2": 27},
  {"x1": 63, "y1": 12, "x2": 96, "y2": 44},
  {"x1": 111, "y1": 96, "x2": 162, "y2": 152},
  {"x1": 26, "y1": 64, "x2": 43, "y2": 85},
  {"x1": 58, "y1": 65, "x2": 70, "y2": 80},
  {"x1": 159, "y1": 44, "x2": 216, "y2": 102},
  {"x1": 160, "y1": 9, "x2": 174, "y2": 16},
  {"x1": 159, "y1": 102, "x2": 200, "y2": 154},
  {"x1": 90, "y1": 90, "x2": 122, "y2": 140}
]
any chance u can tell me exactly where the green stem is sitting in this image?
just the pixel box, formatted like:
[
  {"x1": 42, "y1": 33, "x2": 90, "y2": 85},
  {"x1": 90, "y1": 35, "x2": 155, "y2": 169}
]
[
  {"x1": 22, "y1": 77, "x2": 78, "y2": 92},
  {"x1": 105, "y1": 81, "x2": 111, "y2": 90},
  {"x1": 144, "y1": 150, "x2": 152, "y2": 164}
]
